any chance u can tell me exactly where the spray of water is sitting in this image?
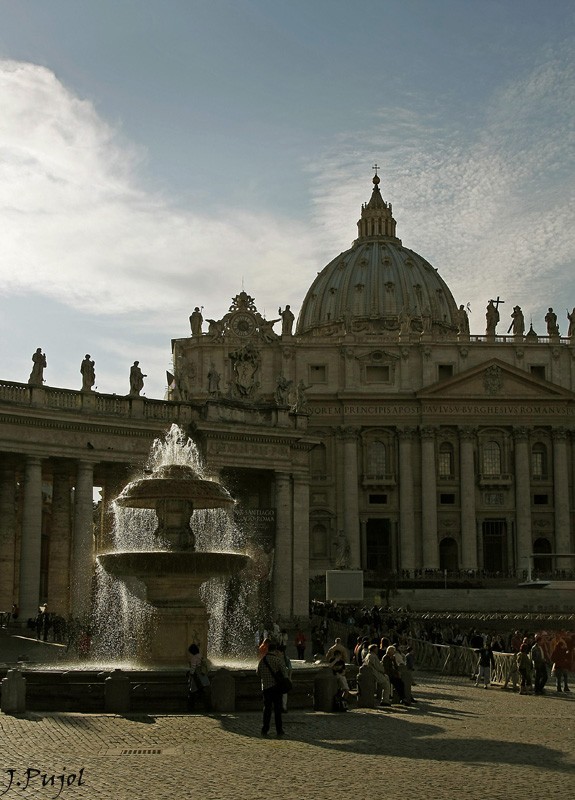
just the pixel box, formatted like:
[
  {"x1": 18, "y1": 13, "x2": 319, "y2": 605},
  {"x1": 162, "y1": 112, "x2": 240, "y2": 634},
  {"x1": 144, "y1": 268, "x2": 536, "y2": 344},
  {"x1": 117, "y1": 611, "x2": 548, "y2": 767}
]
[{"x1": 94, "y1": 424, "x2": 255, "y2": 662}]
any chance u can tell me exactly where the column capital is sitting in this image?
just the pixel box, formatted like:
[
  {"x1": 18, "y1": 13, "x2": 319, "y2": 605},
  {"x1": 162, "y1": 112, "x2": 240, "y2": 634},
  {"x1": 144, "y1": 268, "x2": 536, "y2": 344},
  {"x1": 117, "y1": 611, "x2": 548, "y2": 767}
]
[
  {"x1": 419, "y1": 425, "x2": 437, "y2": 440},
  {"x1": 552, "y1": 426, "x2": 568, "y2": 441},
  {"x1": 397, "y1": 426, "x2": 417, "y2": 441},
  {"x1": 513, "y1": 426, "x2": 530, "y2": 441},
  {"x1": 459, "y1": 426, "x2": 477, "y2": 441},
  {"x1": 337, "y1": 425, "x2": 360, "y2": 442},
  {"x1": 275, "y1": 471, "x2": 291, "y2": 484}
]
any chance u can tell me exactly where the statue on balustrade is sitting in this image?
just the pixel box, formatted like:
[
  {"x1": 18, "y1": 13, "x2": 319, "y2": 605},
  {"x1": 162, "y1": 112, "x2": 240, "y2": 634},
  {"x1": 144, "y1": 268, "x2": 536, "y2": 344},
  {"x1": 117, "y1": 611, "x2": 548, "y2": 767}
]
[
  {"x1": 567, "y1": 308, "x2": 575, "y2": 339},
  {"x1": 508, "y1": 306, "x2": 525, "y2": 337},
  {"x1": 278, "y1": 305, "x2": 295, "y2": 336},
  {"x1": 28, "y1": 348, "x2": 47, "y2": 386},
  {"x1": 485, "y1": 300, "x2": 499, "y2": 337},
  {"x1": 456, "y1": 304, "x2": 470, "y2": 336},
  {"x1": 80, "y1": 354, "x2": 96, "y2": 392},
  {"x1": 189, "y1": 306, "x2": 203, "y2": 337},
  {"x1": 129, "y1": 361, "x2": 146, "y2": 396},
  {"x1": 545, "y1": 307, "x2": 559, "y2": 336}
]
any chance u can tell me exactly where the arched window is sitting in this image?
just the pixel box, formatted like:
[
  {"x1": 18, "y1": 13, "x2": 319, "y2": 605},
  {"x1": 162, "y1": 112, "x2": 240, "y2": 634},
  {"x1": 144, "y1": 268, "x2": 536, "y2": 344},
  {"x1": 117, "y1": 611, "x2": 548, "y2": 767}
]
[
  {"x1": 531, "y1": 443, "x2": 548, "y2": 479},
  {"x1": 438, "y1": 442, "x2": 454, "y2": 479},
  {"x1": 367, "y1": 440, "x2": 386, "y2": 477},
  {"x1": 311, "y1": 523, "x2": 328, "y2": 557},
  {"x1": 482, "y1": 441, "x2": 501, "y2": 476},
  {"x1": 310, "y1": 443, "x2": 327, "y2": 476}
]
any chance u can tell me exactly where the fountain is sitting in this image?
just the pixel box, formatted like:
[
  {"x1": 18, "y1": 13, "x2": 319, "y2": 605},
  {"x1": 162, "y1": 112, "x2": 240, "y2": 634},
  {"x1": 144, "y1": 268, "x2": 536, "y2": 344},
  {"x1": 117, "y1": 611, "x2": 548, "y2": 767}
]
[{"x1": 98, "y1": 427, "x2": 250, "y2": 666}]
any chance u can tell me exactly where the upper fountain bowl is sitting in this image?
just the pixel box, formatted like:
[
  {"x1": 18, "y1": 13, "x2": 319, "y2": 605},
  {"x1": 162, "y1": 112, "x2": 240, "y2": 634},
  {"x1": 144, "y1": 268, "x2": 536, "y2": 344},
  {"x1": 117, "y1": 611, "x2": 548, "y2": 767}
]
[{"x1": 115, "y1": 463, "x2": 234, "y2": 510}]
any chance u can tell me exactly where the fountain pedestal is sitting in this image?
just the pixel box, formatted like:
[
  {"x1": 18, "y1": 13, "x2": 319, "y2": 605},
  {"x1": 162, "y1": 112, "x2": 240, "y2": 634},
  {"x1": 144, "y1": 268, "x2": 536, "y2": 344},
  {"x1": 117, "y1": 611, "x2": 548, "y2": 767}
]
[{"x1": 98, "y1": 550, "x2": 249, "y2": 666}]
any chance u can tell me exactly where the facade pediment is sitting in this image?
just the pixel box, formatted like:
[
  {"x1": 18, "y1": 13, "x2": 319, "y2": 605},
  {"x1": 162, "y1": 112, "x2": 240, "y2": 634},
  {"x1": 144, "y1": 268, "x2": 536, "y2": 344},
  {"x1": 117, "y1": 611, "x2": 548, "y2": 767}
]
[{"x1": 418, "y1": 359, "x2": 575, "y2": 401}]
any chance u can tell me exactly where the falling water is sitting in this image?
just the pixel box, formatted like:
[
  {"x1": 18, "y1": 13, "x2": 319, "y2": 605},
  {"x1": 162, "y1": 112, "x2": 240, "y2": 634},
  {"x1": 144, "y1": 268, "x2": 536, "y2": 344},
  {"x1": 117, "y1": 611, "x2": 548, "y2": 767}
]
[{"x1": 93, "y1": 424, "x2": 254, "y2": 662}]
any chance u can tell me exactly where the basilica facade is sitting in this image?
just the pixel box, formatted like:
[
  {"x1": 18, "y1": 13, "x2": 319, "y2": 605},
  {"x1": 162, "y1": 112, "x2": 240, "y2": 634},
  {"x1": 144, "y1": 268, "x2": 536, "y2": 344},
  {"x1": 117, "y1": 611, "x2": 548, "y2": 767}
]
[{"x1": 1, "y1": 172, "x2": 574, "y2": 624}]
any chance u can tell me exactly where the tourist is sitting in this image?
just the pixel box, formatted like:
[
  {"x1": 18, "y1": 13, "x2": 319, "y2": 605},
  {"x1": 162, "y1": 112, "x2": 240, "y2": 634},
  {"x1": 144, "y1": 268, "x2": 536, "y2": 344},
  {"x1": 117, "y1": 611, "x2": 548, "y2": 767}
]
[
  {"x1": 295, "y1": 629, "x2": 307, "y2": 660},
  {"x1": 531, "y1": 634, "x2": 549, "y2": 695},
  {"x1": 256, "y1": 640, "x2": 287, "y2": 737},
  {"x1": 475, "y1": 641, "x2": 495, "y2": 688},
  {"x1": 277, "y1": 643, "x2": 292, "y2": 712},
  {"x1": 363, "y1": 643, "x2": 391, "y2": 706},
  {"x1": 258, "y1": 636, "x2": 272, "y2": 660},
  {"x1": 325, "y1": 637, "x2": 349, "y2": 664},
  {"x1": 550, "y1": 638, "x2": 570, "y2": 693},
  {"x1": 187, "y1": 643, "x2": 211, "y2": 711},
  {"x1": 516, "y1": 642, "x2": 533, "y2": 694},
  {"x1": 382, "y1": 645, "x2": 410, "y2": 704}
]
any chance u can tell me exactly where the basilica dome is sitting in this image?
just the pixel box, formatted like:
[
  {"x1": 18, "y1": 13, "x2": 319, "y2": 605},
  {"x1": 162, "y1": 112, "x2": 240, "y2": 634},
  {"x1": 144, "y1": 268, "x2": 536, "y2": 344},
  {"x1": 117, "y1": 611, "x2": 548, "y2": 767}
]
[{"x1": 296, "y1": 172, "x2": 459, "y2": 337}]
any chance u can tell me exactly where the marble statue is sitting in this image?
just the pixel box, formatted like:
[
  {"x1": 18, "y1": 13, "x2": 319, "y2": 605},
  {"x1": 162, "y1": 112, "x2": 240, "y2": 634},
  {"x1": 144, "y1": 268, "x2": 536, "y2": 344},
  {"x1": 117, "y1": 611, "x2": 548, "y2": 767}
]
[
  {"x1": 274, "y1": 374, "x2": 292, "y2": 406},
  {"x1": 292, "y1": 379, "x2": 311, "y2": 413},
  {"x1": 28, "y1": 348, "x2": 46, "y2": 386},
  {"x1": 278, "y1": 305, "x2": 295, "y2": 336},
  {"x1": 334, "y1": 530, "x2": 351, "y2": 569},
  {"x1": 567, "y1": 308, "x2": 575, "y2": 339},
  {"x1": 207, "y1": 363, "x2": 221, "y2": 396},
  {"x1": 485, "y1": 300, "x2": 499, "y2": 336},
  {"x1": 189, "y1": 307, "x2": 203, "y2": 337},
  {"x1": 456, "y1": 305, "x2": 470, "y2": 336},
  {"x1": 508, "y1": 306, "x2": 525, "y2": 337},
  {"x1": 545, "y1": 307, "x2": 559, "y2": 336},
  {"x1": 129, "y1": 361, "x2": 146, "y2": 396},
  {"x1": 80, "y1": 354, "x2": 96, "y2": 392}
]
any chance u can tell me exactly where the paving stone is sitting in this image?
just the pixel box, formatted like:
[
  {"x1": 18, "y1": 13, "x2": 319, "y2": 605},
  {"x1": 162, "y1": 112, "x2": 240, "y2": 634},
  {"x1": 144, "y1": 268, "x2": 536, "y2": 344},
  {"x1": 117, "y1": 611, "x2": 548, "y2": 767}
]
[{"x1": 0, "y1": 674, "x2": 573, "y2": 800}]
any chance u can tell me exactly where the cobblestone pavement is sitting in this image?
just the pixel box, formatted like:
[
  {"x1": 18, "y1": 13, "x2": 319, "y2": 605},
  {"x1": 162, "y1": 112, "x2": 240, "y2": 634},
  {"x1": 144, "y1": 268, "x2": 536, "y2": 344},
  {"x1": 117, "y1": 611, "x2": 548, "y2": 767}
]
[{"x1": 0, "y1": 673, "x2": 573, "y2": 800}]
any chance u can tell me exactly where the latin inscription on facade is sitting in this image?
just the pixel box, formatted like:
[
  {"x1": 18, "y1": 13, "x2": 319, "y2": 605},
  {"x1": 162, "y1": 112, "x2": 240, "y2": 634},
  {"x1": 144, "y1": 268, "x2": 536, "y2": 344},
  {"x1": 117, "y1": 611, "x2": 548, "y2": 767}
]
[{"x1": 309, "y1": 403, "x2": 573, "y2": 417}]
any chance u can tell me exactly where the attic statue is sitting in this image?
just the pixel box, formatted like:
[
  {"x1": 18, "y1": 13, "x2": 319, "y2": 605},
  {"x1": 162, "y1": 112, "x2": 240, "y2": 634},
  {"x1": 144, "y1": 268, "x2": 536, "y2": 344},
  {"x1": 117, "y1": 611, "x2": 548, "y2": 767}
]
[
  {"x1": 485, "y1": 300, "x2": 499, "y2": 337},
  {"x1": 278, "y1": 305, "x2": 295, "y2": 336},
  {"x1": 129, "y1": 361, "x2": 146, "y2": 396},
  {"x1": 189, "y1": 307, "x2": 203, "y2": 336},
  {"x1": 80, "y1": 355, "x2": 96, "y2": 392},
  {"x1": 28, "y1": 348, "x2": 47, "y2": 386}
]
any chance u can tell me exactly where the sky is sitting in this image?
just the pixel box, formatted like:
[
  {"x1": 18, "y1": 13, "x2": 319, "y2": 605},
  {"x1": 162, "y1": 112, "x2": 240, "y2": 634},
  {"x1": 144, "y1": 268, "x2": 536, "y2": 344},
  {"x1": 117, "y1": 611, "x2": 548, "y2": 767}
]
[{"x1": 0, "y1": 0, "x2": 574, "y2": 398}]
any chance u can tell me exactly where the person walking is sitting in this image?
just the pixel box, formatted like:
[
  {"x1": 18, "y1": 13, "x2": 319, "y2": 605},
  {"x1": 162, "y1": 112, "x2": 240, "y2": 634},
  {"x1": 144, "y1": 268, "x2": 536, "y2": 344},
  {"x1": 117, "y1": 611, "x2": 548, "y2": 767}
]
[
  {"x1": 475, "y1": 642, "x2": 495, "y2": 688},
  {"x1": 551, "y1": 639, "x2": 570, "y2": 693},
  {"x1": 256, "y1": 640, "x2": 288, "y2": 738},
  {"x1": 531, "y1": 634, "x2": 549, "y2": 695}
]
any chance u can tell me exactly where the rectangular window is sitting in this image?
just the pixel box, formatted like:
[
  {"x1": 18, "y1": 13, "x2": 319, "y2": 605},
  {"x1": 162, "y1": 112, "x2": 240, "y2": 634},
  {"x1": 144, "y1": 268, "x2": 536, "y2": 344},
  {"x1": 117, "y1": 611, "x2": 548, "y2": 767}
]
[
  {"x1": 533, "y1": 494, "x2": 548, "y2": 505},
  {"x1": 439, "y1": 493, "x2": 456, "y2": 505},
  {"x1": 365, "y1": 365, "x2": 390, "y2": 383},
  {"x1": 369, "y1": 494, "x2": 387, "y2": 504},
  {"x1": 530, "y1": 365, "x2": 546, "y2": 380},
  {"x1": 438, "y1": 364, "x2": 454, "y2": 381},
  {"x1": 309, "y1": 365, "x2": 327, "y2": 383}
]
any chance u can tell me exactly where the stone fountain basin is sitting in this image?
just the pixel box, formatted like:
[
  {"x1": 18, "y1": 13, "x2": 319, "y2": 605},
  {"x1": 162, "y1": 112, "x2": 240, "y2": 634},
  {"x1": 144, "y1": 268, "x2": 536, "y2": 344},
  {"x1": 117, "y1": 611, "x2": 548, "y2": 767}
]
[
  {"x1": 99, "y1": 551, "x2": 250, "y2": 608},
  {"x1": 98, "y1": 551, "x2": 249, "y2": 581}
]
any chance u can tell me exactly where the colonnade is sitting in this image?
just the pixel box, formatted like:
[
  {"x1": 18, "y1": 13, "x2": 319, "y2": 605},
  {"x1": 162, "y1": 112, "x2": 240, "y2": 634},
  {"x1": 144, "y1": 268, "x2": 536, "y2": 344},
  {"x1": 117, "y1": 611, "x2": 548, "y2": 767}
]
[{"x1": 0, "y1": 456, "x2": 117, "y2": 623}]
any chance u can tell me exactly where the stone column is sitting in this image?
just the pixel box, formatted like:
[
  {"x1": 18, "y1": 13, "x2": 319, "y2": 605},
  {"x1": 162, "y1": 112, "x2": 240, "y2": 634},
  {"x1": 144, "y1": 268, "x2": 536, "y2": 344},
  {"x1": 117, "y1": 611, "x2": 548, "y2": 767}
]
[
  {"x1": 70, "y1": 461, "x2": 95, "y2": 619},
  {"x1": 553, "y1": 428, "x2": 571, "y2": 568},
  {"x1": 18, "y1": 456, "x2": 43, "y2": 621},
  {"x1": 292, "y1": 475, "x2": 310, "y2": 617},
  {"x1": 420, "y1": 427, "x2": 439, "y2": 569},
  {"x1": 273, "y1": 472, "x2": 292, "y2": 618},
  {"x1": 398, "y1": 428, "x2": 416, "y2": 571},
  {"x1": 341, "y1": 427, "x2": 360, "y2": 568},
  {"x1": 513, "y1": 427, "x2": 532, "y2": 578},
  {"x1": 0, "y1": 464, "x2": 17, "y2": 612},
  {"x1": 48, "y1": 464, "x2": 72, "y2": 616},
  {"x1": 460, "y1": 427, "x2": 478, "y2": 570}
]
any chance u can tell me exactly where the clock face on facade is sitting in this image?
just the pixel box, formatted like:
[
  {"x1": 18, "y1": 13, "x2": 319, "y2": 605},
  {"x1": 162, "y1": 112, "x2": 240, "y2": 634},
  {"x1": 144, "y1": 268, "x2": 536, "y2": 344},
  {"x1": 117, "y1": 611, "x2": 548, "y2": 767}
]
[{"x1": 230, "y1": 312, "x2": 256, "y2": 337}]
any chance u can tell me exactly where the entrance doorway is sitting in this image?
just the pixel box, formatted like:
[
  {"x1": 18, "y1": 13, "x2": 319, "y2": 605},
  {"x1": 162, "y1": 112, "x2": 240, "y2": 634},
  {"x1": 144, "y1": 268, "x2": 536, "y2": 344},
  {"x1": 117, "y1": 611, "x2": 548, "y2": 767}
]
[
  {"x1": 366, "y1": 518, "x2": 393, "y2": 573},
  {"x1": 482, "y1": 519, "x2": 507, "y2": 573}
]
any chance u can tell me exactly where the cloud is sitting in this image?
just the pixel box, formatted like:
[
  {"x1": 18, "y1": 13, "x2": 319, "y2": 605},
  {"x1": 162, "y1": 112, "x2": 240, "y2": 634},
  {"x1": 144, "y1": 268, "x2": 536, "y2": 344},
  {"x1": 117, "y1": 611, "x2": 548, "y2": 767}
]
[
  {"x1": 0, "y1": 60, "x2": 318, "y2": 327},
  {"x1": 306, "y1": 42, "x2": 575, "y2": 334}
]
